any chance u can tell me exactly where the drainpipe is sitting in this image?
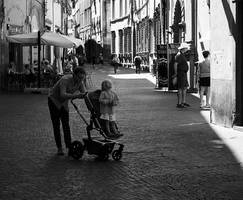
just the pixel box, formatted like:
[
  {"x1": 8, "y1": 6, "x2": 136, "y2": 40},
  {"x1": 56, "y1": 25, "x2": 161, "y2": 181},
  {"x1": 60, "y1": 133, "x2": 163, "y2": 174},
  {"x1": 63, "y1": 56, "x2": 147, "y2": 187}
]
[
  {"x1": 38, "y1": 30, "x2": 41, "y2": 88},
  {"x1": 189, "y1": 0, "x2": 197, "y2": 92}
]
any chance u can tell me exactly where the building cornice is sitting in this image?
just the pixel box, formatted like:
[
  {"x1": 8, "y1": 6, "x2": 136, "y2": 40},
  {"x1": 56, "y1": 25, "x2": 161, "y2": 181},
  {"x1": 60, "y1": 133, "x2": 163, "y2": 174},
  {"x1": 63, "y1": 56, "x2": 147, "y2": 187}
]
[
  {"x1": 110, "y1": 15, "x2": 129, "y2": 24},
  {"x1": 136, "y1": 0, "x2": 149, "y2": 14}
]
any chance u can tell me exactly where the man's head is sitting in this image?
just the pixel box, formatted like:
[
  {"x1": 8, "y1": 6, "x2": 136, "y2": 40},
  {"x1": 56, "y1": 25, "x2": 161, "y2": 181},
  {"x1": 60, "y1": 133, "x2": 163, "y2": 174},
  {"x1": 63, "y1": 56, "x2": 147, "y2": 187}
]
[
  {"x1": 73, "y1": 67, "x2": 86, "y2": 82},
  {"x1": 178, "y1": 43, "x2": 189, "y2": 53}
]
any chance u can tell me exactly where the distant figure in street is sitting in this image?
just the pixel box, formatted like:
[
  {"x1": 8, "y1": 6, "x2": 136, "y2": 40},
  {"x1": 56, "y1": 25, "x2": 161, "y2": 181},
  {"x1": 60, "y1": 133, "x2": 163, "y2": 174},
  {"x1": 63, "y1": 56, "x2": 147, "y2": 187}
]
[
  {"x1": 111, "y1": 55, "x2": 119, "y2": 74},
  {"x1": 99, "y1": 53, "x2": 104, "y2": 64},
  {"x1": 48, "y1": 67, "x2": 87, "y2": 155},
  {"x1": 99, "y1": 79, "x2": 123, "y2": 139},
  {"x1": 134, "y1": 55, "x2": 142, "y2": 74},
  {"x1": 197, "y1": 50, "x2": 210, "y2": 109},
  {"x1": 173, "y1": 42, "x2": 190, "y2": 108}
]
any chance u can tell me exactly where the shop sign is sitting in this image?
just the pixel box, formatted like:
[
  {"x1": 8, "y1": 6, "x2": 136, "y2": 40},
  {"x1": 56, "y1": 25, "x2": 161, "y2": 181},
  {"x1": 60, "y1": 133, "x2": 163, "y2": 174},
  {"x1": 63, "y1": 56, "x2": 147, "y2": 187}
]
[{"x1": 7, "y1": 24, "x2": 23, "y2": 35}]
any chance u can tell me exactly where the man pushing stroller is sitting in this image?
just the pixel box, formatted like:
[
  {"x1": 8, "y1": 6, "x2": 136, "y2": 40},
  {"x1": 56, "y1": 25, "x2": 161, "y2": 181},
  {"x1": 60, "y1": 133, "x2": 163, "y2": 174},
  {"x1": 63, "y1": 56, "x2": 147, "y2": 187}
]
[{"x1": 99, "y1": 80, "x2": 123, "y2": 139}]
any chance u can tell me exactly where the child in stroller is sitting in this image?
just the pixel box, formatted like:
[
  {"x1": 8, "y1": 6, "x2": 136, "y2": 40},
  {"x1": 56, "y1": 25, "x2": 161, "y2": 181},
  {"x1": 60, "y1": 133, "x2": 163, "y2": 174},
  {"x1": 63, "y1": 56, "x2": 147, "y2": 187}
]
[
  {"x1": 68, "y1": 84, "x2": 124, "y2": 161},
  {"x1": 85, "y1": 80, "x2": 123, "y2": 139},
  {"x1": 99, "y1": 80, "x2": 123, "y2": 139}
]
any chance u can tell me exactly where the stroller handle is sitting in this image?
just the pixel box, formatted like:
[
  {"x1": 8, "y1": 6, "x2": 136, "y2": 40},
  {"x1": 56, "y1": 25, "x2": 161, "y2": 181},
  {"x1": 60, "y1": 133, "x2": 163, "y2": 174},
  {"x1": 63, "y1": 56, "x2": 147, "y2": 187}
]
[
  {"x1": 71, "y1": 97, "x2": 90, "y2": 126},
  {"x1": 71, "y1": 92, "x2": 88, "y2": 103}
]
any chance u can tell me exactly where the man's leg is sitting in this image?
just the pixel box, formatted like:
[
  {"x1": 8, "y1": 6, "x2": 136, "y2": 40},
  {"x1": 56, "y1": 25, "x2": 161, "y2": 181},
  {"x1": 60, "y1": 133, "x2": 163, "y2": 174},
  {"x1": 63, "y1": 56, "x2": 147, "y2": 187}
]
[
  {"x1": 206, "y1": 87, "x2": 210, "y2": 107},
  {"x1": 60, "y1": 107, "x2": 71, "y2": 149},
  {"x1": 48, "y1": 98, "x2": 63, "y2": 154},
  {"x1": 182, "y1": 88, "x2": 187, "y2": 104},
  {"x1": 200, "y1": 86, "x2": 205, "y2": 107},
  {"x1": 178, "y1": 89, "x2": 183, "y2": 105}
]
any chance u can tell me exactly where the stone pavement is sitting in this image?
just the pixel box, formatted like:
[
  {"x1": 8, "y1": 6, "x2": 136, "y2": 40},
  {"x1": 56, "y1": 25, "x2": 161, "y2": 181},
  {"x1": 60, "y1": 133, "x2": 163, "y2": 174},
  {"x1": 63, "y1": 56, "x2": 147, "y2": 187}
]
[{"x1": 1, "y1": 64, "x2": 243, "y2": 200}]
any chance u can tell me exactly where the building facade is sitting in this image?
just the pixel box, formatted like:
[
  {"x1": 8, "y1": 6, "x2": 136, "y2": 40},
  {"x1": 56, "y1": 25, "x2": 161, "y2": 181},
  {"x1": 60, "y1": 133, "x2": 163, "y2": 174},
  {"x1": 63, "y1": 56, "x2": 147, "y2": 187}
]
[
  {"x1": 110, "y1": 0, "x2": 133, "y2": 66},
  {"x1": 76, "y1": 0, "x2": 91, "y2": 42},
  {"x1": 209, "y1": 1, "x2": 243, "y2": 128}
]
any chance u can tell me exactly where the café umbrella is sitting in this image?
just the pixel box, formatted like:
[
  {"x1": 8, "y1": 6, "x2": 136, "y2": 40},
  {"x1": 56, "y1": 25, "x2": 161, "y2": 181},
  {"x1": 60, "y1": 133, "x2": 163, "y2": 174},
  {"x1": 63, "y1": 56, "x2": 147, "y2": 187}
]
[{"x1": 7, "y1": 31, "x2": 82, "y2": 88}]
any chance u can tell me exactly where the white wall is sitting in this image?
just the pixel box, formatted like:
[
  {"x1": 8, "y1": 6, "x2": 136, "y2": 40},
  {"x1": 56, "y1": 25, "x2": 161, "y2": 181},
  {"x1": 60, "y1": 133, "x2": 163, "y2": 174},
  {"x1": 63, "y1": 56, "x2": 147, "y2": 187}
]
[{"x1": 210, "y1": 1, "x2": 236, "y2": 127}]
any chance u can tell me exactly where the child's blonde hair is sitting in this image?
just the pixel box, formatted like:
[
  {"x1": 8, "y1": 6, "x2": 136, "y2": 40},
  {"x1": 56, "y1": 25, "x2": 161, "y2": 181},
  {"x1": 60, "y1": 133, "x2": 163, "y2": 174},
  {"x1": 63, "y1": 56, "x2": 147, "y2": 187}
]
[{"x1": 101, "y1": 79, "x2": 112, "y2": 91}]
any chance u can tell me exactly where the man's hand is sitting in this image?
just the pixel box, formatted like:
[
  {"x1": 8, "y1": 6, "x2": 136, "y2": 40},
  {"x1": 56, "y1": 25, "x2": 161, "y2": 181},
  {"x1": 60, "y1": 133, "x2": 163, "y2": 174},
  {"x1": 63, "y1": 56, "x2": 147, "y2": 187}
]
[{"x1": 75, "y1": 92, "x2": 87, "y2": 99}]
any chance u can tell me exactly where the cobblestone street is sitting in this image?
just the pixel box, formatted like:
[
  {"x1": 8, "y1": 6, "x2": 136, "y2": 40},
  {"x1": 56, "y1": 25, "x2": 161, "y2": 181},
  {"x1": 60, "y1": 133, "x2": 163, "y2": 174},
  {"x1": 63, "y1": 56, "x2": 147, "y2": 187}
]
[{"x1": 1, "y1": 65, "x2": 243, "y2": 200}]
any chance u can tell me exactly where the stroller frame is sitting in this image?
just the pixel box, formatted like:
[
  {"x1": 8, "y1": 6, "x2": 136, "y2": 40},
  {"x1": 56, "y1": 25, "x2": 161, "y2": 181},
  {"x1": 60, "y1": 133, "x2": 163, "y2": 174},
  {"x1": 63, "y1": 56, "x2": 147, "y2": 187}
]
[{"x1": 69, "y1": 93, "x2": 124, "y2": 161}]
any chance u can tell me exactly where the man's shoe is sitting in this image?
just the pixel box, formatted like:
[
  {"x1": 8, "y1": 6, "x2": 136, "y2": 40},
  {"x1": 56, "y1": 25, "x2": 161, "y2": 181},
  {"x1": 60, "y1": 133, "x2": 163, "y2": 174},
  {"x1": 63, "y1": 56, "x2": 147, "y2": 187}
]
[
  {"x1": 176, "y1": 104, "x2": 185, "y2": 108},
  {"x1": 57, "y1": 148, "x2": 64, "y2": 156},
  {"x1": 182, "y1": 103, "x2": 190, "y2": 107}
]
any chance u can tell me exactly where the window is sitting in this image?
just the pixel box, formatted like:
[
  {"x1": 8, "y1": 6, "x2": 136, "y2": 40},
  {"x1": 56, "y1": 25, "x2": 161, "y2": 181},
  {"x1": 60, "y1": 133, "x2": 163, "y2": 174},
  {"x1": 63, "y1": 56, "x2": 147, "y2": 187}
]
[
  {"x1": 120, "y1": 0, "x2": 123, "y2": 17},
  {"x1": 112, "y1": 0, "x2": 115, "y2": 19},
  {"x1": 119, "y1": 30, "x2": 123, "y2": 53},
  {"x1": 111, "y1": 31, "x2": 116, "y2": 53},
  {"x1": 128, "y1": 28, "x2": 131, "y2": 53}
]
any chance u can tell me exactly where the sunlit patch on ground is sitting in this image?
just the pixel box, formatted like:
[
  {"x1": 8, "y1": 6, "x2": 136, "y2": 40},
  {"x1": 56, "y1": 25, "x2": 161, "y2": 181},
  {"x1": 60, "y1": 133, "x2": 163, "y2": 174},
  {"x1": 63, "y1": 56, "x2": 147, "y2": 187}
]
[{"x1": 108, "y1": 73, "x2": 156, "y2": 85}]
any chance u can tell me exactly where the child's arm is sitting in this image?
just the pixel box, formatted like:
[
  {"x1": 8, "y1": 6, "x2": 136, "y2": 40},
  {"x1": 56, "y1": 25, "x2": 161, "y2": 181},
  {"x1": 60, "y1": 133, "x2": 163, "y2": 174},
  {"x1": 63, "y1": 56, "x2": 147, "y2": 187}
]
[{"x1": 112, "y1": 92, "x2": 119, "y2": 106}]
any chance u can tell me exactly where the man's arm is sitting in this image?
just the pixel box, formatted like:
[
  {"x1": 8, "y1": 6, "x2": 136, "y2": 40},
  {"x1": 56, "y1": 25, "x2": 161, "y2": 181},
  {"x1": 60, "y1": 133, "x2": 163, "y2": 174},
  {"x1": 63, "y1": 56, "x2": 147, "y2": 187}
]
[
  {"x1": 59, "y1": 80, "x2": 83, "y2": 99},
  {"x1": 173, "y1": 62, "x2": 178, "y2": 77}
]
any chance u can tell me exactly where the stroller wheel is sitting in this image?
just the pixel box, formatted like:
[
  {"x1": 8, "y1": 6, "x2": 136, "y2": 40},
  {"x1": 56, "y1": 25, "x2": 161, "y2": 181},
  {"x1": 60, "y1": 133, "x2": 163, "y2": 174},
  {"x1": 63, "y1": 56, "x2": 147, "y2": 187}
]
[
  {"x1": 69, "y1": 141, "x2": 84, "y2": 160},
  {"x1": 112, "y1": 150, "x2": 122, "y2": 161}
]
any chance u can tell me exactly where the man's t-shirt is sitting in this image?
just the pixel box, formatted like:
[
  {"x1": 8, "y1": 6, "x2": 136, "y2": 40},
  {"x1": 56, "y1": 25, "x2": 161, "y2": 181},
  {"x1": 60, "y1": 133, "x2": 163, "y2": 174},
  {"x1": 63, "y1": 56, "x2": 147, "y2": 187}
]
[
  {"x1": 49, "y1": 74, "x2": 85, "y2": 111},
  {"x1": 175, "y1": 53, "x2": 188, "y2": 73}
]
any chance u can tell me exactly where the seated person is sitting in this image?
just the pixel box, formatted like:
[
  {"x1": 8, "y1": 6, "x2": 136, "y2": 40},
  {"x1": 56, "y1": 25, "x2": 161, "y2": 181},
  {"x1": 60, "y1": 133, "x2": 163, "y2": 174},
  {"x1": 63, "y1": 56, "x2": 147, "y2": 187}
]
[
  {"x1": 32, "y1": 60, "x2": 38, "y2": 73},
  {"x1": 7, "y1": 62, "x2": 17, "y2": 84},
  {"x1": 23, "y1": 64, "x2": 35, "y2": 87},
  {"x1": 8, "y1": 62, "x2": 16, "y2": 75},
  {"x1": 42, "y1": 60, "x2": 54, "y2": 74},
  {"x1": 63, "y1": 56, "x2": 73, "y2": 73}
]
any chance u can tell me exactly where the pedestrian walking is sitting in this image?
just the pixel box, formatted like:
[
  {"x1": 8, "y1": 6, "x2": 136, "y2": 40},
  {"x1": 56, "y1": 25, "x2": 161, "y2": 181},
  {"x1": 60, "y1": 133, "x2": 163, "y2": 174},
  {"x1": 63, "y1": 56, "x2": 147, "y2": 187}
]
[
  {"x1": 99, "y1": 53, "x2": 104, "y2": 64},
  {"x1": 173, "y1": 42, "x2": 190, "y2": 108},
  {"x1": 99, "y1": 80, "x2": 123, "y2": 138},
  {"x1": 48, "y1": 67, "x2": 87, "y2": 155},
  {"x1": 111, "y1": 55, "x2": 119, "y2": 74},
  {"x1": 134, "y1": 55, "x2": 142, "y2": 74},
  {"x1": 197, "y1": 50, "x2": 210, "y2": 109}
]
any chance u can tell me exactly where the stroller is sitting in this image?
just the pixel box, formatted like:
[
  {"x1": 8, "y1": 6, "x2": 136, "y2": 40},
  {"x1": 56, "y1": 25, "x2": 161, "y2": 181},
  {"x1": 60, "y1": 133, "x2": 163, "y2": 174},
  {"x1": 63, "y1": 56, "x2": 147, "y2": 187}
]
[{"x1": 68, "y1": 90, "x2": 124, "y2": 161}]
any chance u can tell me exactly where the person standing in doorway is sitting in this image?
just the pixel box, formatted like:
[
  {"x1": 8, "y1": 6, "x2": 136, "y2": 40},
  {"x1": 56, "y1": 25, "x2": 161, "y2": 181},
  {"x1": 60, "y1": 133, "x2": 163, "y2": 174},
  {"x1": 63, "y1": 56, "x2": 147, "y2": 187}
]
[
  {"x1": 173, "y1": 43, "x2": 190, "y2": 108},
  {"x1": 48, "y1": 67, "x2": 87, "y2": 155},
  {"x1": 197, "y1": 50, "x2": 210, "y2": 109}
]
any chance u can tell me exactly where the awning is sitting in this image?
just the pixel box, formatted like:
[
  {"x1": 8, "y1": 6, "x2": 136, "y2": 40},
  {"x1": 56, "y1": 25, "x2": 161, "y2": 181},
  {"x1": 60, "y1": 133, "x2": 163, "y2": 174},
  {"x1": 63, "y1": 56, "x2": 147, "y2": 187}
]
[
  {"x1": 6, "y1": 31, "x2": 83, "y2": 48},
  {"x1": 61, "y1": 35, "x2": 84, "y2": 48}
]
